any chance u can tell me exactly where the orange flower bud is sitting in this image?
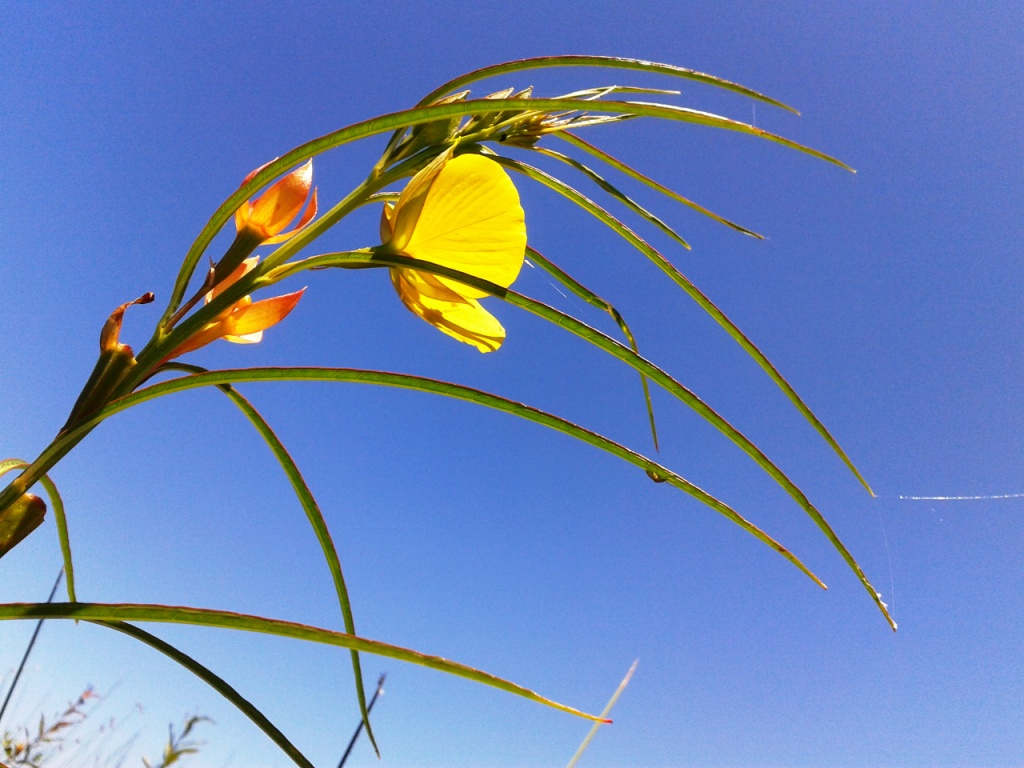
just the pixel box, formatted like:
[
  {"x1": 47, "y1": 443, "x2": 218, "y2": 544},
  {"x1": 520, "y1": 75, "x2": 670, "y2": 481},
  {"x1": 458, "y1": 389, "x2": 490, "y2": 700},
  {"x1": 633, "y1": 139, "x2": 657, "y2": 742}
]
[{"x1": 234, "y1": 160, "x2": 318, "y2": 244}]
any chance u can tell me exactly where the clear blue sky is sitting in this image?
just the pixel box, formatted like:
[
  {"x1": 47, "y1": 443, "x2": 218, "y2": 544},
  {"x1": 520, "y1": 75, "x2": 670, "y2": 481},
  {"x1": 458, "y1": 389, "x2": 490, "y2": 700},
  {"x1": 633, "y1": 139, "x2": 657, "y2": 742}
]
[{"x1": 1, "y1": 3, "x2": 1021, "y2": 767}]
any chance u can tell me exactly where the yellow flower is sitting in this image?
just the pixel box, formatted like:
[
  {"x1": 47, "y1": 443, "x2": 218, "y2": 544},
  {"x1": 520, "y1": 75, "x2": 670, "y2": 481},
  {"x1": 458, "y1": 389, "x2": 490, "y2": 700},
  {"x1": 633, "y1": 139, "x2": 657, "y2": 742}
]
[
  {"x1": 234, "y1": 159, "x2": 318, "y2": 244},
  {"x1": 380, "y1": 152, "x2": 526, "y2": 352},
  {"x1": 168, "y1": 258, "x2": 304, "y2": 358}
]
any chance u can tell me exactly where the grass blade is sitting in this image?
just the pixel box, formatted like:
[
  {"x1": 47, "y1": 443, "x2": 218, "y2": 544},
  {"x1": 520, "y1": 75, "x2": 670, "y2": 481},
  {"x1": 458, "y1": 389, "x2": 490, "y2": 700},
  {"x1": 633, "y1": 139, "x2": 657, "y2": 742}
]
[
  {"x1": 0, "y1": 602, "x2": 610, "y2": 723},
  {"x1": 0, "y1": 570, "x2": 63, "y2": 727},
  {"x1": 557, "y1": 85, "x2": 681, "y2": 100},
  {"x1": 37, "y1": 475, "x2": 75, "y2": 602},
  {"x1": 100, "y1": 621, "x2": 315, "y2": 768},
  {"x1": 158, "y1": 362, "x2": 378, "y2": 755},
  {"x1": 338, "y1": 673, "x2": 385, "y2": 767},
  {"x1": 0, "y1": 459, "x2": 27, "y2": 478},
  {"x1": 414, "y1": 55, "x2": 800, "y2": 113},
  {"x1": 524, "y1": 144, "x2": 692, "y2": 250},
  {"x1": 566, "y1": 659, "x2": 638, "y2": 768}
]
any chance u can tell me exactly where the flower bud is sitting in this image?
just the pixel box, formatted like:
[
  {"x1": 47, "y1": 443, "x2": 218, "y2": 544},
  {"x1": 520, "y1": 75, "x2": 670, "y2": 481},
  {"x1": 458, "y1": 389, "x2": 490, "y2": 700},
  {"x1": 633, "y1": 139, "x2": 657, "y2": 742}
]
[{"x1": 0, "y1": 493, "x2": 46, "y2": 559}]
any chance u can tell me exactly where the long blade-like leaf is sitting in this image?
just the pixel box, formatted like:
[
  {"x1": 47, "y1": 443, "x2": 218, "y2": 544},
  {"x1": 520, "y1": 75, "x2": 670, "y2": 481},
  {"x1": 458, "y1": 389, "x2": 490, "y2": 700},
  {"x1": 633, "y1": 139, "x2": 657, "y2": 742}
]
[
  {"x1": 557, "y1": 85, "x2": 682, "y2": 100},
  {"x1": 566, "y1": 659, "x2": 638, "y2": 768},
  {"x1": 101, "y1": 621, "x2": 315, "y2": 768},
  {"x1": 279, "y1": 252, "x2": 893, "y2": 629},
  {"x1": 490, "y1": 155, "x2": 874, "y2": 497},
  {"x1": 37, "y1": 475, "x2": 74, "y2": 602},
  {"x1": 414, "y1": 55, "x2": 800, "y2": 113},
  {"x1": 94, "y1": 368, "x2": 823, "y2": 588},
  {"x1": 557, "y1": 131, "x2": 763, "y2": 238},
  {"x1": 0, "y1": 602, "x2": 609, "y2": 723},
  {"x1": 158, "y1": 363, "x2": 377, "y2": 755},
  {"x1": 0, "y1": 459, "x2": 26, "y2": 478}
]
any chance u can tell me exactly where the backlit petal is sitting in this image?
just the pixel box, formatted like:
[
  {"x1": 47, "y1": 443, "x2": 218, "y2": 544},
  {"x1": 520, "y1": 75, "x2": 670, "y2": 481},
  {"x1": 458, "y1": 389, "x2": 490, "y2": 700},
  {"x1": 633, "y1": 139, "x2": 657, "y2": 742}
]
[
  {"x1": 263, "y1": 187, "x2": 318, "y2": 244},
  {"x1": 396, "y1": 154, "x2": 526, "y2": 299},
  {"x1": 235, "y1": 160, "x2": 315, "y2": 241},
  {"x1": 207, "y1": 257, "x2": 259, "y2": 303},
  {"x1": 220, "y1": 289, "x2": 305, "y2": 342},
  {"x1": 165, "y1": 257, "x2": 303, "y2": 360},
  {"x1": 388, "y1": 148, "x2": 454, "y2": 252},
  {"x1": 391, "y1": 268, "x2": 505, "y2": 353}
]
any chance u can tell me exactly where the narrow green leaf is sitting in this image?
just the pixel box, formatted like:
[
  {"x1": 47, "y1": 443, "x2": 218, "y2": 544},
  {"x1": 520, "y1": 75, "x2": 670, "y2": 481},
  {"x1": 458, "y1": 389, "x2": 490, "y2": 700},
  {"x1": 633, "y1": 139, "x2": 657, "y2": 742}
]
[
  {"x1": 414, "y1": 55, "x2": 800, "y2": 113},
  {"x1": 491, "y1": 155, "x2": 874, "y2": 497},
  {"x1": 526, "y1": 246, "x2": 659, "y2": 451},
  {"x1": 158, "y1": 363, "x2": 377, "y2": 755},
  {"x1": 0, "y1": 459, "x2": 27, "y2": 478},
  {"x1": 100, "y1": 621, "x2": 315, "y2": 768},
  {"x1": 524, "y1": 144, "x2": 692, "y2": 249},
  {"x1": 279, "y1": 251, "x2": 893, "y2": 629},
  {"x1": 557, "y1": 131, "x2": 764, "y2": 238},
  {"x1": 0, "y1": 602, "x2": 609, "y2": 723},
  {"x1": 97, "y1": 368, "x2": 824, "y2": 589},
  {"x1": 557, "y1": 85, "x2": 682, "y2": 100},
  {"x1": 37, "y1": 475, "x2": 75, "y2": 602}
]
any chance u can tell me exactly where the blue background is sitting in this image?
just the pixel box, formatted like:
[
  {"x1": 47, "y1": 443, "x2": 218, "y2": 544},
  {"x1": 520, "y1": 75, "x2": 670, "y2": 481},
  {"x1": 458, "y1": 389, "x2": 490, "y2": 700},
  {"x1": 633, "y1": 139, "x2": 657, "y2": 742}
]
[{"x1": 1, "y1": 2, "x2": 1021, "y2": 766}]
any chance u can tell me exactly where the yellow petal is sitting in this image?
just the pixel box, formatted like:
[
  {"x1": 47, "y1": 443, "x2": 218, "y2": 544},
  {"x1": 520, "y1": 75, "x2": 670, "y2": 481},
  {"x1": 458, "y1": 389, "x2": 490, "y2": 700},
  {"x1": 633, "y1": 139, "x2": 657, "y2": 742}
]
[
  {"x1": 387, "y1": 148, "x2": 454, "y2": 252},
  {"x1": 379, "y1": 200, "x2": 395, "y2": 243},
  {"x1": 391, "y1": 268, "x2": 506, "y2": 353},
  {"x1": 393, "y1": 154, "x2": 526, "y2": 299}
]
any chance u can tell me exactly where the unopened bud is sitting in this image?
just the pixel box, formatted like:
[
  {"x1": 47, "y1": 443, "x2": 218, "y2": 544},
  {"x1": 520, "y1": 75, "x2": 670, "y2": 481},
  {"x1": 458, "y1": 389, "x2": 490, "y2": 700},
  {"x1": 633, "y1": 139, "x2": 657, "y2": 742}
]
[{"x1": 0, "y1": 493, "x2": 46, "y2": 559}]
